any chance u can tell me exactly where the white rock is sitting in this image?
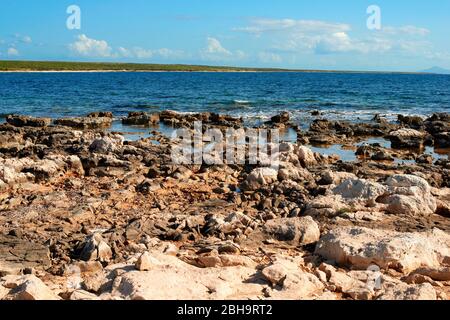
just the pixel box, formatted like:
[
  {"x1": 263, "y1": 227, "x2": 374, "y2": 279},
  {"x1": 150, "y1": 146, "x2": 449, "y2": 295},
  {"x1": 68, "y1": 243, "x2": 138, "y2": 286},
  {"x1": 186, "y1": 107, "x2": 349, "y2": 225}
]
[
  {"x1": 89, "y1": 135, "x2": 124, "y2": 154},
  {"x1": 263, "y1": 216, "x2": 320, "y2": 245},
  {"x1": 381, "y1": 174, "x2": 437, "y2": 216},
  {"x1": 332, "y1": 179, "x2": 386, "y2": 206},
  {"x1": 243, "y1": 167, "x2": 278, "y2": 190},
  {"x1": 7, "y1": 275, "x2": 60, "y2": 300},
  {"x1": 296, "y1": 146, "x2": 317, "y2": 167},
  {"x1": 315, "y1": 227, "x2": 450, "y2": 274}
]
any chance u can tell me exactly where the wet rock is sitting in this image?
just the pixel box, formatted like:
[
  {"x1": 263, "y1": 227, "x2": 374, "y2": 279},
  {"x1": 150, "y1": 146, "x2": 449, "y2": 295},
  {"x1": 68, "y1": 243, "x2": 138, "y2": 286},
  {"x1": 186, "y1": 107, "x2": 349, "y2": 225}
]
[
  {"x1": 6, "y1": 115, "x2": 51, "y2": 128},
  {"x1": 54, "y1": 117, "x2": 112, "y2": 129},
  {"x1": 398, "y1": 115, "x2": 424, "y2": 128},
  {"x1": 87, "y1": 112, "x2": 113, "y2": 118},
  {"x1": 388, "y1": 128, "x2": 425, "y2": 149},
  {"x1": 263, "y1": 216, "x2": 320, "y2": 245},
  {"x1": 122, "y1": 112, "x2": 160, "y2": 126},
  {"x1": 270, "y1": 112, "x2": 290, "y2": 124},
  {"x1": 315, "y1": 227, "x2": 450, "y2": 273}
]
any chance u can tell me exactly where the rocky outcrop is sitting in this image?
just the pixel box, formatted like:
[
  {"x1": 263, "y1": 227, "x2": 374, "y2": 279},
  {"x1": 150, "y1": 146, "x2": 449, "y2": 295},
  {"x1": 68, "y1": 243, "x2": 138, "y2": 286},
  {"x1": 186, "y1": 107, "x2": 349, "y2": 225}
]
[
  {"x1": 6, "y1": 115, "x2": 51, "y2": 128},
  {"x1": 263, "y1": 217, "x2": 320, "y2": 245},
  {"x1": 315, "y1": 227, "x2": 450, "y2": 273}
]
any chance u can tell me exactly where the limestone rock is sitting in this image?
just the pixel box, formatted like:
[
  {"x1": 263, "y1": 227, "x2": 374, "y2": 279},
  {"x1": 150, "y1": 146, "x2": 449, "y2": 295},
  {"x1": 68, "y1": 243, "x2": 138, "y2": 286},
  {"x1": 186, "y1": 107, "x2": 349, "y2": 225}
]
[
  {"x1": 7, "y1": 275, "x2": 60, "y2": 300},
  {"x1": 332, "y1": 178, "x2": 386, "y2": 206},
  {"x1": 315, "y1": 227, "x2": 450, "y2": 273},
  {"x1": 242, "y1": 167, "x2": 278, "y2": 191},
  {"x1": 263, "y1": 216, "x2": 320, "y2": 245},
  {"x1": 54, "y1": 117, "x2": 112, "y2": 129},
  {"x1": 78, "y1": 234, "x2": 113, "y2": 263},
  {"x1": 381, "y1": 174, "x2": 437, "y2": 216},
  {"x1": 89, "y1": 135, "x2": 124, "y2": 154}
]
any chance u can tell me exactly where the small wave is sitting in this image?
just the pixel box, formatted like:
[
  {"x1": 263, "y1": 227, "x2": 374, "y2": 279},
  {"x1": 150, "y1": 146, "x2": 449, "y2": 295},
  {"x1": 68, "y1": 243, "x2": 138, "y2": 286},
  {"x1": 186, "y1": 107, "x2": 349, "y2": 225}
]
[{"x1": 233, "y1": 100, "x2": 252, "y2": 105}]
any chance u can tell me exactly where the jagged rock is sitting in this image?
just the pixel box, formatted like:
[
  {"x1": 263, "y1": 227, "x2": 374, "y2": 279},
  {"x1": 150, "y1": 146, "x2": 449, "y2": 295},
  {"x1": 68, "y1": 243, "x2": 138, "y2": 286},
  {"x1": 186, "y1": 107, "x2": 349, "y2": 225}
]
[
  {"x1": 87, "y1": 111, "x2": 113, "y2": 118},
  {"x1": 377, "y1": 282, "x2": 437, "y2": 300},
  {"x1": 278, "y1": 162, "x2": 313, "y2": 182},
  {"x1": 78, "y1": 234, "x2": 113, "y2": 263},
  {"x1": 122, "y1": 112, "x2": 159, "y2": 126},
  {"x1": 192, "y1": 255, "x2": 256, "y2": 268},
  {"x1": 261, "y1": 256, "x2": 324, "y2": 299},
  {"x1": 388, "y1": 128, "x2": 425, "y2": 149},
  {"x1": 70, "y1": 290, "x2": 100, "y2": 300},
  {"x1": 304, "y1": 195, "x2": 350, "y2": 218},
  {"x1": 6, "y1": 275, "x2": 60, "y2": 300},
  {"x1": 270, "y1": 112, "x2": 290, "y2": 124},
  {"x1": 332, "y1": 179, "x2": 386, "y2": 206},
  {"x1": 0, "y1": 236, "x2": 51, "y2": 276},
  {"x1": 319, "y1": 171, "x2": 357, "y2": 185},
  {"x1": 135, "y1": 252, "x2": 159, "y2": 271},
  {"x1": 263, "y1": 216, "x2": 320, "y2": 245},
  {"x1": 242, "y1": 167, "x2": 278, "y2": 191},
  {"x1": 315, "y1": 227, "x2": 450, "y2": 274},
  {"x1": 89, "y1": 135, "x2": 124, "y2": 154},
  {"x1": 54, "y1": 117, "x2": 112, "y2": 129},
  {"x1": 380, "y1": 174, "x2": 437, "y2": 216},
  {"x1": 6, "y1": 115, "x2": 51, "y2": 127},
  {"x1": 412, "y1": 267, "x2": 450, "y2": 281},
  {"x1": 110, "y1": 252, "x2": 264, "y2": 300},
  {"x1": 296, "y1": 146, "x2": 318, "y2": 167}
]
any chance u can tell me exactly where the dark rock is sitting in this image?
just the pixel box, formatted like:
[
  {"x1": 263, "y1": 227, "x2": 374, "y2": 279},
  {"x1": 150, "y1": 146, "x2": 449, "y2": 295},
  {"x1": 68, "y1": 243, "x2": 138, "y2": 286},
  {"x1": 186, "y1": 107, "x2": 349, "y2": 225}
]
[
  {"x1": 6, "y1": 115, "x2": 51, "y2": 128},
  {"x1": 122, "y1": 112, "x2": 160, "y2": 126},
  {"x1": 54, "y1": 117, "x2": 112, "y2": 129},
  {"x1": 270, "y1": 112, "x2": 290, "y2": 124}
]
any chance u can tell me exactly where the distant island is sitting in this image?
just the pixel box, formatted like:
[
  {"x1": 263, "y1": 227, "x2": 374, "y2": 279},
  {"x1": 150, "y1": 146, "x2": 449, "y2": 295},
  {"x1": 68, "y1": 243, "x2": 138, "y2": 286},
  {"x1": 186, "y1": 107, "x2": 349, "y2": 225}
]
[
  {"x1": 0, "y1": 60, "x2": 431, "y2": 74},
  {"x1": 421, "y1": 66, "x2": 450, "y2": 74}
]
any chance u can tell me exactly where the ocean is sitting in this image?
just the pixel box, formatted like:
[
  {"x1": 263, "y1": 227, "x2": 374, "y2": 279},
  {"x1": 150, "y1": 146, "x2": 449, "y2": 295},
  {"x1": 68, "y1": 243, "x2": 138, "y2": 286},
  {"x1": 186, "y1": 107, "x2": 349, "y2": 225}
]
[{"x1": 1, "y1": 72, "x2": 449, "y2": 127}]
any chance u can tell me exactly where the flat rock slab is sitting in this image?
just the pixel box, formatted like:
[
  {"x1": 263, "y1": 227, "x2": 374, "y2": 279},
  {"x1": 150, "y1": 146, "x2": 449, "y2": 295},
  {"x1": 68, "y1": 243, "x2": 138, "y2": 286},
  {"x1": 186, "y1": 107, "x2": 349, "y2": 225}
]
[{"x1": 0, "y1": 236, "x2": 51, "y2": 276}]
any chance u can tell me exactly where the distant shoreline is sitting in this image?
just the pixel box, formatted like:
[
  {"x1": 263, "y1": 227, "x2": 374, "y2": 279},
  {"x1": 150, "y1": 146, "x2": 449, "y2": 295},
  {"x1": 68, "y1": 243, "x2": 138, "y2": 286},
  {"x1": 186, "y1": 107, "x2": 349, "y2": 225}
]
[{"x1": 0, "y1": 60, "x2": 436, "y2": 74}]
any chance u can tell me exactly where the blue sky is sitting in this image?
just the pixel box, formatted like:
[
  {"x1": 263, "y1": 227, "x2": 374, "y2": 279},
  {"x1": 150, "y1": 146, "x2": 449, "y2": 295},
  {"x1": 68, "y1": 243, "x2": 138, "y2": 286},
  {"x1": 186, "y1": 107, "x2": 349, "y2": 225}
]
[{"x1": 1, "y1": 0, "x2": 450, "y2": 71}]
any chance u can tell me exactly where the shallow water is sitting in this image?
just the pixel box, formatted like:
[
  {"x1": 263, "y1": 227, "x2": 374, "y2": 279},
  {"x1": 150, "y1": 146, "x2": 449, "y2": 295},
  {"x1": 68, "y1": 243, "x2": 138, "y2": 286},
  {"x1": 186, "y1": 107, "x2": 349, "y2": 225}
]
[{"x1": 1, "y1": 72, "x2": 449, "y2": 127}]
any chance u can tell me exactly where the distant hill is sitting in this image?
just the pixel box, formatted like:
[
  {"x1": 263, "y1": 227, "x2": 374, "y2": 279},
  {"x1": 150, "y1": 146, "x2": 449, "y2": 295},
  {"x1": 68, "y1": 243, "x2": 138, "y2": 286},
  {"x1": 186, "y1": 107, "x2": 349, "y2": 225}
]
[{"x1": 421, "y1": 66, "x2": 450, "y2": 74}]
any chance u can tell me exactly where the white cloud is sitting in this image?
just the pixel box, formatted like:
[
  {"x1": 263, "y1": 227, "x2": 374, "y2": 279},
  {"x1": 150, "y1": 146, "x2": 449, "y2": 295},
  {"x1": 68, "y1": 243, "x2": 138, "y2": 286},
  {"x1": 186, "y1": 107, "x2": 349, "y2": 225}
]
[
  {"x1": 20, "y1": 35, "x2": 32, "y2": 44},
  {"x1": 235, "y1": 19, "x2": 350, "y2": 35},
  {"x1": 258, "y1": 52, "x2": 282, "y2": 63},
  {"x1": 70, "y1": 34, "x2": 114, "y2": 57},
  {"x1": 235, "y1": 18, "x2": 435, "y2": 57},
  {"x1": 201, "y1": 37, "x2": 246, "y2": 62},
  {"x1": 204, "y1": 37, "x2": 232, "y2": 56},
  {"x1": 7, "y1": 47, "x2": 19, "y2": 56},
  {"x1": 382, "y1": 25, "x2": 430, "y2": 36},
  {"x1": 70, "y1": 34, "x2": 184, "y2": 60}
]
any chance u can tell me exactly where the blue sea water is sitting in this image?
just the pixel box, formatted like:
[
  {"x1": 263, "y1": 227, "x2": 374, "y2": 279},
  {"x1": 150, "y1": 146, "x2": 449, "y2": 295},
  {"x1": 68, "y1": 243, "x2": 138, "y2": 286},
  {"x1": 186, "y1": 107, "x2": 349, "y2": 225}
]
[{"x1": 0, "y1": 72, "x2": 449, "y2": 126}]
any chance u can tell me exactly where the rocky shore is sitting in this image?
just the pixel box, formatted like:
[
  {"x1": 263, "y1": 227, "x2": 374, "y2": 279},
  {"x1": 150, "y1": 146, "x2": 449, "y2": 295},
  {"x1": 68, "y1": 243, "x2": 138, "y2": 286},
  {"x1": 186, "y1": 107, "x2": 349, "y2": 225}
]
[{"x1": 0, "y1": 110, "x2": 449, "y2": 300}]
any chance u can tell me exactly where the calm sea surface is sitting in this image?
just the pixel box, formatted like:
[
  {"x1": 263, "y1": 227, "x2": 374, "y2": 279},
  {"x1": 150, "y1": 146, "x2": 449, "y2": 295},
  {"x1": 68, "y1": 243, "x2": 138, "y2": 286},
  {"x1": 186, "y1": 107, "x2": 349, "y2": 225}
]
[{"x1": 0, "y1": 72, "x2": 449, "y2": 126}]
